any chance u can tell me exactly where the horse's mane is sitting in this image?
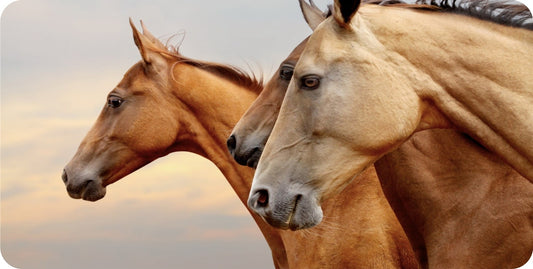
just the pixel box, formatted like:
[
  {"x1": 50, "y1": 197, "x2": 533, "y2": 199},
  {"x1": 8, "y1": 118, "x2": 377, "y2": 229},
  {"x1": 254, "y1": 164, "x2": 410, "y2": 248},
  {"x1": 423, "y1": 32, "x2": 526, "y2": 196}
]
[
  {"x1": 365, "y1": 0, "x2": 533, "y2": 30},
  {"x1": 153, "y1": 41, "x2": 263, "y2": 94},
  {"x1": 176, "y1": 56, "x2": 263, "y2": 93},
  {"x1": 138, "y1": 0, "x2": 531, "y2": 92}
]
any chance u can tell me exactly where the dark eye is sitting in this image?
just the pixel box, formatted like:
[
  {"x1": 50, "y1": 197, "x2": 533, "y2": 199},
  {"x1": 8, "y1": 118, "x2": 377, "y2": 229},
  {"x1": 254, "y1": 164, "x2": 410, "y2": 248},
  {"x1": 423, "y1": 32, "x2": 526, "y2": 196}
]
[
  {"x1": 301, "y1": 75, "x2": 321, "y2": 90},
  {"x1": 279, "y1": 64, "x2": 294, "y2": 81},
  {"x1": 107, "y1": 96, "x2": 123, "y2": 108}
]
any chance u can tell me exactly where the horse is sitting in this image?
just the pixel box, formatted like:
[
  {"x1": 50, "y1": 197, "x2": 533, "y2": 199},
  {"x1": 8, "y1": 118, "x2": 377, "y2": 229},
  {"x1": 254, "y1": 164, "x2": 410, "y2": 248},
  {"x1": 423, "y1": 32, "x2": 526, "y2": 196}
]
[
  {"x1": 241, "y1": 1, "x2": 533, "y2": 268},
  {"x1": 61, "y1": 20, "x2": 419, "y2": 268}
]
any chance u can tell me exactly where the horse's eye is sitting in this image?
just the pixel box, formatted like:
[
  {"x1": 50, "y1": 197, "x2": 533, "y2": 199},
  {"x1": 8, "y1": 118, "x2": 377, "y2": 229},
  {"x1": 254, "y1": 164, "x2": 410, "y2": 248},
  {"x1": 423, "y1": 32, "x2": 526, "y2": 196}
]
[
  {"x1": 279, "y1": 64, "x2": 294, "y2": 81},
  {"x1": 107, "y1": 96, "x2": 123, "y2": 108},
  {"x1": 301, "y1": 75, "x2": 321, "y2": 90}
]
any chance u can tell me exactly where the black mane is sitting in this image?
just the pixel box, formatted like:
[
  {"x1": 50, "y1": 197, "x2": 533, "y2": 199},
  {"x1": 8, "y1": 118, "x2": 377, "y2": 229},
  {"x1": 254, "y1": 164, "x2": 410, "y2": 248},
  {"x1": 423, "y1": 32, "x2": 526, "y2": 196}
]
[{"x1": 366, "y1": 0, "x2": 533, "y2": 30}]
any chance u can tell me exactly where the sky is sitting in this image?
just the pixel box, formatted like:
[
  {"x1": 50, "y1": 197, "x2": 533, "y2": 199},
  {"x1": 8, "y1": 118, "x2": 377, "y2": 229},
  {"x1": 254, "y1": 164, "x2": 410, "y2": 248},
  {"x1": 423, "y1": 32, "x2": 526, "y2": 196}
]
[{"x1": 1, "y1": 0, "x2": 532, "y2": 269}]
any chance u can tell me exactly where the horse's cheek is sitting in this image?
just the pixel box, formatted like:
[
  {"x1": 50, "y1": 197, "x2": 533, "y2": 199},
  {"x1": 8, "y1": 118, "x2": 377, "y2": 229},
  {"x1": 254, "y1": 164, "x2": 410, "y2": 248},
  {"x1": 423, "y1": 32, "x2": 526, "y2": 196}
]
[
  {"x1": 124, "y1": 117, "x2": 176, "y2": 154},
  {"x1": 145, "y1": 124, "x2": 176, "y2": 152}
]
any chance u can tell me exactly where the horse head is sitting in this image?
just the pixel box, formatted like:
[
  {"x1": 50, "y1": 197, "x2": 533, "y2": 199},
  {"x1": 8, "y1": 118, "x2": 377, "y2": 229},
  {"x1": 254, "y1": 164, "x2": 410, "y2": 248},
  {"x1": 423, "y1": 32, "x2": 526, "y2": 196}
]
[{"x1": 62, "y1": 20, "x2": 181, "y2": 201}]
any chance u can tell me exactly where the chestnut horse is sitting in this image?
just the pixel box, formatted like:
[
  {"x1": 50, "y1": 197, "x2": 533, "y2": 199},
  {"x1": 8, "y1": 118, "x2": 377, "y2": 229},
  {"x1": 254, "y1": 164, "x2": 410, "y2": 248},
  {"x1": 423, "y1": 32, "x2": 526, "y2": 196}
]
[
  {"x1": 235, "y1": 1, "x2": 533, "y2": 268},
  {"x1": 62, "y1": 20, "x2": 418, "y2": 268}
]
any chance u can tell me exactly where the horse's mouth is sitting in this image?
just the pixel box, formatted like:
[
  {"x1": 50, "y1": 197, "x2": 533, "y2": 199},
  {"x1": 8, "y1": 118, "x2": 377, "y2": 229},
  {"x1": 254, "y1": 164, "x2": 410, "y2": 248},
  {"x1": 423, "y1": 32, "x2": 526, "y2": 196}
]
[
  {"x1": 246, "y1": 148, "x2": 262, "y2": 168},
  {"x1": 66, "y1": 180, "x2": 106, "y2": 202},
  {"x1": 249, "y1": 185, "x2": 322, "y2": 231},
  {"x1": 286, "y1": 194, "x2": 303, "y2": 231},
  {"x1": 81, "y1": 182, "x2": 106, "y2": 201},
  {"x1": 261, "y1": 194, "x2": 302, "y2": 231}
]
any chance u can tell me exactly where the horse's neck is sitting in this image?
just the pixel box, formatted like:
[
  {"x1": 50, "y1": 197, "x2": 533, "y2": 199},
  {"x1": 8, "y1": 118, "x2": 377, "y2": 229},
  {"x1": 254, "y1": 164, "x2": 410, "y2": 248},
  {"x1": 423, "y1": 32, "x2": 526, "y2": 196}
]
[
  {"x1": 375, "y1": 129, "x2": 533, "y2": 268},
  {"x1": 367, "y1": 7, "x2": 533, "y2": 181},
  {"x1": 168, "y1": 63, "x2": 258, "y2": 202},
  {"x1": 166, "y1": 64, "x2": 291, "y2": 268}
]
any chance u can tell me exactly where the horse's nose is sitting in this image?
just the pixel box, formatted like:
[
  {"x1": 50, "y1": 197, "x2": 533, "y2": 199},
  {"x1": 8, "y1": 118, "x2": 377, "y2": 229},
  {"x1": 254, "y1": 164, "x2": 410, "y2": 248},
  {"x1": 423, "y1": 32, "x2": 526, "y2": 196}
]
[
  {"x1": 62, "y1": 169, "x2": 68, "y2": 184},
  {"x1": 248, "y1": 188, "x2": 269, "y2": 211},
  {"x1": 226, "y1": 134, "x2": 237, "y2": 154}
]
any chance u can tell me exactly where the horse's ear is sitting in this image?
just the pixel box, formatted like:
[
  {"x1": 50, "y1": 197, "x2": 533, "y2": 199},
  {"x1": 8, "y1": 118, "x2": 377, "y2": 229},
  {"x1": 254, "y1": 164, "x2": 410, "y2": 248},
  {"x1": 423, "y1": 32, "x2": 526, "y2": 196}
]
[
  {"x1": 333, "y1": 0, "x2": 361, "y2": 28},
  {"x1": 130, "y1": 18, "x2": 150, "y2": 63},
  {"x1": 129, "y1": 18, "x2": 166, "y2": 67},
  {"x1": 299, "y1": 0, "x2": 326, "y2": 31},
  {"x1": 140, "y1": 20, "x2": 168, "y2": 51}
]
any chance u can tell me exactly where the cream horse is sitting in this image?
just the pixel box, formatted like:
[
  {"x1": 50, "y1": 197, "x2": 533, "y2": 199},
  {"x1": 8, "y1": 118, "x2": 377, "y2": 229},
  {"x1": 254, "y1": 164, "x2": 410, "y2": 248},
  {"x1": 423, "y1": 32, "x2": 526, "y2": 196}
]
[
  {"x1": 248, "y1": 0, "x2": 533, "y2": 247},
  {"x1": 231, "y1": 1, "x2": 533, "y2": 268}
]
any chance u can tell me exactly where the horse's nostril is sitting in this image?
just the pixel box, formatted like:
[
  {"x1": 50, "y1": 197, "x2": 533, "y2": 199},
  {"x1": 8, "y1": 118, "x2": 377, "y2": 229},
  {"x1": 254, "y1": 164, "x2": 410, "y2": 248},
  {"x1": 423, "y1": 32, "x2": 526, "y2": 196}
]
[
  {"x1": 62, "y1": 169, "x2": 68, "y2": 184},
  {"x1": 255, "y1": 189, "x2": 269, "y2": 208},
  {"x1": 227, "y1": 134, "x2": 237, "y2": 152}
]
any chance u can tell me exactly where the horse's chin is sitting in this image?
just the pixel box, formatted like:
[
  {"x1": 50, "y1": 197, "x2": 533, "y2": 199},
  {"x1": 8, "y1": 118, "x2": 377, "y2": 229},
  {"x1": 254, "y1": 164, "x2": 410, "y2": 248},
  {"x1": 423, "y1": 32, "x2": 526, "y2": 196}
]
[
  {"x1": 286, "y1": 196, "x2": 323, "y2": 231},
  {"x1": 81, "y1": 187, "x2": 107, "y2": 202}
]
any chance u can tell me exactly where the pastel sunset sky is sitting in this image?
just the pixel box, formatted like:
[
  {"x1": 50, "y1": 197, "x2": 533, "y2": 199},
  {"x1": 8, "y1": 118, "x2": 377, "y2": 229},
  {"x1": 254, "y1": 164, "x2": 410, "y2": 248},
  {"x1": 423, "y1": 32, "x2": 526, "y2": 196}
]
[
  {"x1": 1, "y1": 0, "x2": 532, "y2": 269},
  {"x1": 0, "y1": 0, "x2": 329, "y2": 268}
]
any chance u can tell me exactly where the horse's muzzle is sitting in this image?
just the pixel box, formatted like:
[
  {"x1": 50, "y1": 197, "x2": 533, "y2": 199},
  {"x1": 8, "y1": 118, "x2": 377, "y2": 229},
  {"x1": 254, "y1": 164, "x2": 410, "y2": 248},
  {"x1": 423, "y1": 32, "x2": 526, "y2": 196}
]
[{"x1": 62, "y1": 169, "x2": 106, "y2": 201}]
